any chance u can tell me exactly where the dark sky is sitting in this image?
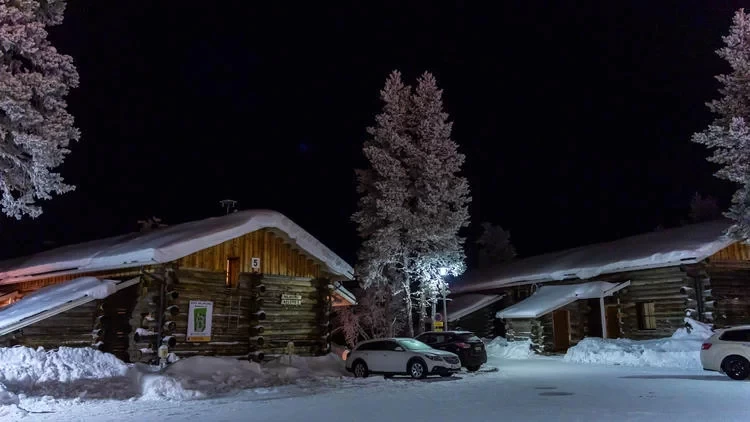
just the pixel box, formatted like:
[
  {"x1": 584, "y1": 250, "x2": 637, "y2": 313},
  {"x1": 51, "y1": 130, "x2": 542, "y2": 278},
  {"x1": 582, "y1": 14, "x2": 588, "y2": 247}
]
[{"x1": 0, "y1": 1, "x2": 746, "y2": 266}]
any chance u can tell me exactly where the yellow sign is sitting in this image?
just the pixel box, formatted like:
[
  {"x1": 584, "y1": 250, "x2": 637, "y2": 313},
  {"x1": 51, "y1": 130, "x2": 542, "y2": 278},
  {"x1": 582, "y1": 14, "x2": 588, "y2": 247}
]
[{"x1": 434, "y1": 321, "x2": 444, "y2": 327}]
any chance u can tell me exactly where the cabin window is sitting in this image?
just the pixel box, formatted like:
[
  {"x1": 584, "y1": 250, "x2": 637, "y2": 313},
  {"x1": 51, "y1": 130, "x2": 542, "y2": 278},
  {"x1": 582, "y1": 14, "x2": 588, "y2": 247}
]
[
  {"x1": 637, "y1": 302, "x2": 656, "y2": 330},
  {"x1": 226, "y1": 257, "x2": 240, "y2": 287}
]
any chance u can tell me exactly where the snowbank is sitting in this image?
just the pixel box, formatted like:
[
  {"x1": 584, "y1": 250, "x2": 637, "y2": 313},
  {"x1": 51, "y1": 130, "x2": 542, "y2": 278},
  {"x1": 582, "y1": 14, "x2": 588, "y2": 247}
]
[
  {"x1": 563, "y1": 318, "x2": 713, "y2": 370},
  {"x1": 0, "y1": 345, "x2": 352, "y2": 408},
  {"x1": 140, "y1": 353, "x2": 349, "y2": 401},
  {"x1": 0, "y1": 346, "x2": 129, "y2": 389},
  {"x1": 485, "y1": 337, "x2": 534, "y2": 360}
]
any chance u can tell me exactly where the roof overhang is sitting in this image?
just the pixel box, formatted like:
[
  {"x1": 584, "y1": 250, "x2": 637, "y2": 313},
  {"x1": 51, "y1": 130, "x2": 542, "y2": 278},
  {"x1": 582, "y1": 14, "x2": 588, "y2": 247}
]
[
  {"x1": 496, "y1": 280, "x2": 630, "y2": 319},
  {"x1": 447, "y1": 293, "x2": 506, "y2": 322}
]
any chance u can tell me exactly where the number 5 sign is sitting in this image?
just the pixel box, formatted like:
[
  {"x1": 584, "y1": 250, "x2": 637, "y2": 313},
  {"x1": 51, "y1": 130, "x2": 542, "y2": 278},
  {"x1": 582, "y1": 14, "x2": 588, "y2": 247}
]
[{"x1": 251, "y1": 257, "x2": 261, "y2": 270}]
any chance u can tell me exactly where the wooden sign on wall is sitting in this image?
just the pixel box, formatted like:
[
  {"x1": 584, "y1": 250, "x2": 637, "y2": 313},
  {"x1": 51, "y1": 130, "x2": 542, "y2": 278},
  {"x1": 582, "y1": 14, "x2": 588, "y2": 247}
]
[{"x1": 281, "y1": 293, "x2": 302, "y2": 306}]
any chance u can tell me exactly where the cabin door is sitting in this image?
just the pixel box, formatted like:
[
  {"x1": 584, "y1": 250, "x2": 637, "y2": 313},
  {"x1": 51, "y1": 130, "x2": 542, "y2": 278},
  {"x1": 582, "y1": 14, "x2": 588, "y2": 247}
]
[
  {"x1": 606, "y1": 306, "x2": 620, "y2": 339},
  {"x1": 552, "y1": 310, "x2": 570, "y2": 351}
]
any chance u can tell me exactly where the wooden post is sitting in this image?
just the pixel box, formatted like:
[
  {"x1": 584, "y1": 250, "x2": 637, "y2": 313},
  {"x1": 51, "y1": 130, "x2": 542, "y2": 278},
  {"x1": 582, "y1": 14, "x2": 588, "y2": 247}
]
[{"x1": 600, "y1": 295, "x2": 607, "y2": 339}]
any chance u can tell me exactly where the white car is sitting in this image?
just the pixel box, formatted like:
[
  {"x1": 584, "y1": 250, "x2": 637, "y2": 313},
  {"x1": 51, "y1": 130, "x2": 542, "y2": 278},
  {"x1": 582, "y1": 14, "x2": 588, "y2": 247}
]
[
  {"x1": 345, "y1": 337, "x2": 462, "y2": 379},
  {"x1": 700, "y1": 325, "x2": 750, "y2": 380}
]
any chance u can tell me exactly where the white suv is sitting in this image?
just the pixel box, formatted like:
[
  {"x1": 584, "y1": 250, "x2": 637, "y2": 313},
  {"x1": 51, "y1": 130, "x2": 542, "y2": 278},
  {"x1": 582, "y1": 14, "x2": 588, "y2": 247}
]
[
  {"x1": 700, "y1": 325, "x2": 750, "y2": 380},
  {"x1": 345, "y1": 338, "x2": 462, "y2": 379}
]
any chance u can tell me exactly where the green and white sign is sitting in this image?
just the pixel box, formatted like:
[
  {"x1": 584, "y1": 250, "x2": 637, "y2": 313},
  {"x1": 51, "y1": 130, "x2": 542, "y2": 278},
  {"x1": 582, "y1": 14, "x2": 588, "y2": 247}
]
[{"x1": 187, "y1": 300, "x2": 213, "y2": 342}]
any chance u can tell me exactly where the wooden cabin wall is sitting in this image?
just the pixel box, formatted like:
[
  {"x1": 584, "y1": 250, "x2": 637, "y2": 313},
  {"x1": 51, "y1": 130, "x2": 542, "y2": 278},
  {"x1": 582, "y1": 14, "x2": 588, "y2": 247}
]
[
  {"x1": 177, "y1": 229, "x2": 324, "y2": 279},
  {"x1": 616, "y1": 266, "x2": 689, "y2": 340},
  {"x1": 246, "y1": 273, "x2": 330, "y2": 357},
  {"x1": 453, "y1": 307, "x2": 496, "y2": 338},
  {"x1": 0, "y1": 300, "x2": 98, "y2": 349},
  {"x1": 706, "y1": 260, "x2": 750, "y2": 328}
]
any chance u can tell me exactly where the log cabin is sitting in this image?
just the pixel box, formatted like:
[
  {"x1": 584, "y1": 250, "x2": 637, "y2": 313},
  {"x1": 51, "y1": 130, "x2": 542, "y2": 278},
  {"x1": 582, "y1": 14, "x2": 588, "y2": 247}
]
[
  {"x1": 0, "y1": 209, "x2": 356, "y2": 363},
  {"x1": 448, "y1": 219, "x2": 750, "y2": 353}
]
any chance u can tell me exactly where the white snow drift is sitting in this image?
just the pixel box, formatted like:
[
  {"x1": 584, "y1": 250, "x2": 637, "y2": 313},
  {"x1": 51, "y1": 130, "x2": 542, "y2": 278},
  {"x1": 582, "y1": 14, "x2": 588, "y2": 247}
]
[
  {"x1": 563, "y1": 318, "x2": 713, "y2": 369},
  {"x1": 485, "y1": 337, "x2": 534, "y2": 360},
  {"x1": 0, "y1": 345, "x2": 353, "y2": 411}
]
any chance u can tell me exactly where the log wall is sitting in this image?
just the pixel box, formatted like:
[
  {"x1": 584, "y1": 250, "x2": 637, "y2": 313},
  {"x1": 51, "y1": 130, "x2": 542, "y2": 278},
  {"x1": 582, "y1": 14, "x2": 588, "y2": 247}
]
[
  {"x1": 613, "y1": 266, "x2": 689, "y2": 339},
  {"x1": 0, "y1": 300, "x2": 98, "y2": 348},
  {"x1": 706, "y1": 260, "x2": 750, "y2": 327},
  {"x1": 245, "y1": 273, "x2": 331, "y2": 357}
]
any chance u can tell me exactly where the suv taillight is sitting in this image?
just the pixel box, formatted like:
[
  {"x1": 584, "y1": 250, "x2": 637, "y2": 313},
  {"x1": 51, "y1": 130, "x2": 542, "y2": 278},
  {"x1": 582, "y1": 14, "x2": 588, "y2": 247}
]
[
  {"x1": 456, "y1": 342, "x2": 471, "y2": 349},
  {"x1": 701, "y1": 343, "x2": 712, "y2": 350}
]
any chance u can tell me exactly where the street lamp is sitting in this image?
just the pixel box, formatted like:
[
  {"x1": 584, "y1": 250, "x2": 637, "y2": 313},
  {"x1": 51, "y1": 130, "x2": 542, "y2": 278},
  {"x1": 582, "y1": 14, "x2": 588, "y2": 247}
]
[{"x1": 439, "y1": 267, "x2": 449, "y2": 331}]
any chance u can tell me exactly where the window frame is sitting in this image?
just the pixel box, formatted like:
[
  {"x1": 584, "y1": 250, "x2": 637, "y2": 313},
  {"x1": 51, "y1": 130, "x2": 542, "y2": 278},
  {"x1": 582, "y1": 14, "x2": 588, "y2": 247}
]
[
  {"x1": 226, "y1": 256, "x2": 241, "y2": 287},
  {"x1": 636, "y1": 302, "x2": 657, "y2": 330}
]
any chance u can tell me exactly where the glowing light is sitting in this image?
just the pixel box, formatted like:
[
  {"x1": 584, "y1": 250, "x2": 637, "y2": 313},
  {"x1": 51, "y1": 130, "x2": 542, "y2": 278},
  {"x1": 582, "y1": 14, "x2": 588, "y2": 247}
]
[{"x1": 438, "y1": 267, "x2": 448, "y2": 277}]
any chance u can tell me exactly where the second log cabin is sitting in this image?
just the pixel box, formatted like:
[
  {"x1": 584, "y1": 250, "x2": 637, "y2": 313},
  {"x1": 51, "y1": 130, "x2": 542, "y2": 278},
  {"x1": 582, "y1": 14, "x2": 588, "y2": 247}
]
[
  {"x1": 448, "y1": 219, "x2": 750, "y2": 353},
  {"x1": 0, "y1": 209, "x2": 356, "y2": 363}
]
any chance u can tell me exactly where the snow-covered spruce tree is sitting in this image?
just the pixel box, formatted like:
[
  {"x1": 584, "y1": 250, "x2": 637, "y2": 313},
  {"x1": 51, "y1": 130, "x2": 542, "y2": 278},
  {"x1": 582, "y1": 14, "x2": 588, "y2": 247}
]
[
  {"x1": 692, "y1": 9, "x2": 750, "y2": 239},
  {"x1": 352, "y1": 71, "x2": 471, "y2": 336},
  {"x1": 476, "y1": 222, "x2": 517, "y2": 268},
  {"x1": 352, "y1": 70, "x2": 417, "y2": 335},
  {"x1": 0, "y1": 0, "x2": 79, "y2": 219},
  {"x1": 407, "y1": 72, "x2": 471, "y2": 333}
]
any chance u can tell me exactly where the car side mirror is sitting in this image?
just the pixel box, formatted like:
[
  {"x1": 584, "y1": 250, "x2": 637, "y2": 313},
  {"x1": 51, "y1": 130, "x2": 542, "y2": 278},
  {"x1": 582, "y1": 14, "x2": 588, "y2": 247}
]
[{"x1": 394, "y1": 346, "x2": 404, "y2": 352}]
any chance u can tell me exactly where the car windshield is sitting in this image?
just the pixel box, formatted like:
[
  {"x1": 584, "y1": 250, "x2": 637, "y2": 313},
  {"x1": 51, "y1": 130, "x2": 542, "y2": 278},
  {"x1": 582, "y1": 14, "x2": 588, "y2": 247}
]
[{"x1": 398, "y1": 339, "x2": 433, "y2": 351}]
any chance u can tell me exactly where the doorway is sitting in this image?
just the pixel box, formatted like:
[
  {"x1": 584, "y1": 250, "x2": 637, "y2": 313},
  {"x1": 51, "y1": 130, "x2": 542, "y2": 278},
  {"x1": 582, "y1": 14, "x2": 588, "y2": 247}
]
[
  {"x1": 606, "y1": 306, "x2": 620, "y2": 338},
  {"x1": 552, "y1": 310, "x2": 570, "y2": 351},
  {"x1": 586, "y1": 298, "x2": 603, "y2": 337}
]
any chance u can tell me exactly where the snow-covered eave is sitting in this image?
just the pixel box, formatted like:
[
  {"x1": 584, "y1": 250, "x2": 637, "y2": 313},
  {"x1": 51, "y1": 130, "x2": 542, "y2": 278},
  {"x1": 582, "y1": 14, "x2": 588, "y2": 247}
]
[
  {"x1": 447, "y1": 293, "x2": 506, "y2": 322},
  {"x1": 452, "y1": 253, "x2": 721, "y2": 295},
  {"x1": 0, "y1": 276, "x2": 141, "y2": 337},
  {"x1": 332, "y1": 282, "x2": 357, "y2": 305}
]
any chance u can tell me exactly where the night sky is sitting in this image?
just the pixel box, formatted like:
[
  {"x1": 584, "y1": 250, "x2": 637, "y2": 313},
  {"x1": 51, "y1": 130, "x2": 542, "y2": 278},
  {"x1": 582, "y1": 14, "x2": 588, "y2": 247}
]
[{"x1": 0, "y1": 1, "x2": 746, "y2": 266}]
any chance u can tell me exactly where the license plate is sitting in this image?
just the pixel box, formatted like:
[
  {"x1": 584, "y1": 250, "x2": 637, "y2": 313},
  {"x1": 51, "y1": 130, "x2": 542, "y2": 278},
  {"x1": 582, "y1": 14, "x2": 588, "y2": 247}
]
[{"x1": 475, "y1": 346, "x2": 481, "y2": 351}]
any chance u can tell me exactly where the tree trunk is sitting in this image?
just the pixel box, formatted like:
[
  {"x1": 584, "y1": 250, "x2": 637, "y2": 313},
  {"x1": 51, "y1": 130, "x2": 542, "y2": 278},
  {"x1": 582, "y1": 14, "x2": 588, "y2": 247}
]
[
  {"x1": 417, "y1": 289, "x2": 427, "y2": 335},
  {"x1": 403, "y1": 282, "x2": 414, "y2": 337}
]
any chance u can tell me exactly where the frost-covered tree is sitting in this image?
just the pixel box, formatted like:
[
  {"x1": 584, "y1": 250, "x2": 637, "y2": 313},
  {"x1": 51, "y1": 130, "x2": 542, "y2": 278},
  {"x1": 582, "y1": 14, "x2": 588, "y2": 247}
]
[
  {"x1": 334, "y1": 284, "x2": 406, "y2": 348},
  {"x1": 0, "y1": 0, "x2": 79, "y2": 219},
  {"x1": 352, "y1": 71, "x2": 471, "y2": 336},
  {"x1": 529, "y1": 320, "x2": 544, "y2": 354},
  {"x1": 689, "y1": 192, "x2": 721, "y2": 223},
  {"x1": 692, "y1": 9, "x2": 750, "y2": 239},
  {"x1": 476, "y1": 222, "x2": 516, "y2": 268}
]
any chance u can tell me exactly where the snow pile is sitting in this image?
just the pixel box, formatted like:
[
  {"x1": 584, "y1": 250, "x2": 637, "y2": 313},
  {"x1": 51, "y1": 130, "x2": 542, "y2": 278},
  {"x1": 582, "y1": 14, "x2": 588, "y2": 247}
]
[
  {"x1": 0, "y1": 346, "x2": 129, "y2": 390},
  {"x1": 140, "y1": 357, "x2": 268, "y2": 400},
  {"x1": 140, "y1": 353, "x2": 349, "y2": 401},
  {"x1": 564, "y1": 318, "x2": 714, "y2": 369},
  {"x1": 485, "y1": 337, "x2": 534, "y2": 360}
]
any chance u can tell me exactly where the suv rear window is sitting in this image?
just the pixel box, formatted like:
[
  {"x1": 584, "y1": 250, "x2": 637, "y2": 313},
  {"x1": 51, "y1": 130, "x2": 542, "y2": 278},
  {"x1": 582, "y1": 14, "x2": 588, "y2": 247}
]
[
  {"x1": 455, "y1": 333, "x2": 482, "y2": 342},
  {"x1": 720, "y1": 329, "x2": 750, "y2": 342}
]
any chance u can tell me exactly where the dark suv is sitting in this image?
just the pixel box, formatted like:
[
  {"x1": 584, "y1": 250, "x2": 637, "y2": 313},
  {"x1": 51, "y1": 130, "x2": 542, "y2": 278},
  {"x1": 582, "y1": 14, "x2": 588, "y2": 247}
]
[{"x1": 415, "y1": 331, "x2": 487, "y2": 371}]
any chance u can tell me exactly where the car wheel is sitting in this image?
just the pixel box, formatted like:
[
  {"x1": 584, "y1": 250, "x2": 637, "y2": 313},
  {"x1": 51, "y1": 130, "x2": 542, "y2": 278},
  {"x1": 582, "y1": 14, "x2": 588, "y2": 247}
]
[
  {"x1": 353, "y1": 360, "x2": 369, "y2": 378},
  {"x1": 466, "y1": 365, "x2": 480, "y2": 372},
  {"x1": 722, "y1": 355, "x2": 750, "y2": 380},
  {"x1": 408, "y1": 359, "x2": 428, "y2": 379}
]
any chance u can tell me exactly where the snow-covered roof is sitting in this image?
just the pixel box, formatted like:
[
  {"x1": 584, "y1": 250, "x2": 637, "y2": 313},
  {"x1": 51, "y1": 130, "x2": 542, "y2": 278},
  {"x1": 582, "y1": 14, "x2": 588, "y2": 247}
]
[
  {"x1": 0, "y1": 209, "x2": 354, "y2": 285},
  {"x1": 452, "y1": 219, "x2": 734, "y2": 295},
  {"x1": 447, "y1": 293, "x2": 505, "y2": 322},
  {"x1": 496, "y1": 281, "x2": 628, "y2": 319},
  {"x1": 0, "y1": 276, "x2": 140, "y2": 336}
]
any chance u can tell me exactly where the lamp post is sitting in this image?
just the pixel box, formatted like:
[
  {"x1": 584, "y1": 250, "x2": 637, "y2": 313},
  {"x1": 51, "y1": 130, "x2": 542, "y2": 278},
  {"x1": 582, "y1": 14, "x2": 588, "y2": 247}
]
[{"x1": 438, "y1": 267, "x2": 449, "y2": 331}]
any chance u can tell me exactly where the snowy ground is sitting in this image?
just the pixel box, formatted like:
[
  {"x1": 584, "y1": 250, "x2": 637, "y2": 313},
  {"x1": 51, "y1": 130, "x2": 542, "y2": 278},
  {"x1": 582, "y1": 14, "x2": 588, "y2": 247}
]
[{"x1": 10, "y1": 357, "x2": 750, "y2": 422}]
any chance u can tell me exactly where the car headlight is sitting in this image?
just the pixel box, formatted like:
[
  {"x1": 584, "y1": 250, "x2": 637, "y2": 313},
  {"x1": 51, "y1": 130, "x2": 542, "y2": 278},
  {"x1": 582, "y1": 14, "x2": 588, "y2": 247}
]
[{"x1": 424, "y1": 354, "x2": 443, "y2": 361}]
